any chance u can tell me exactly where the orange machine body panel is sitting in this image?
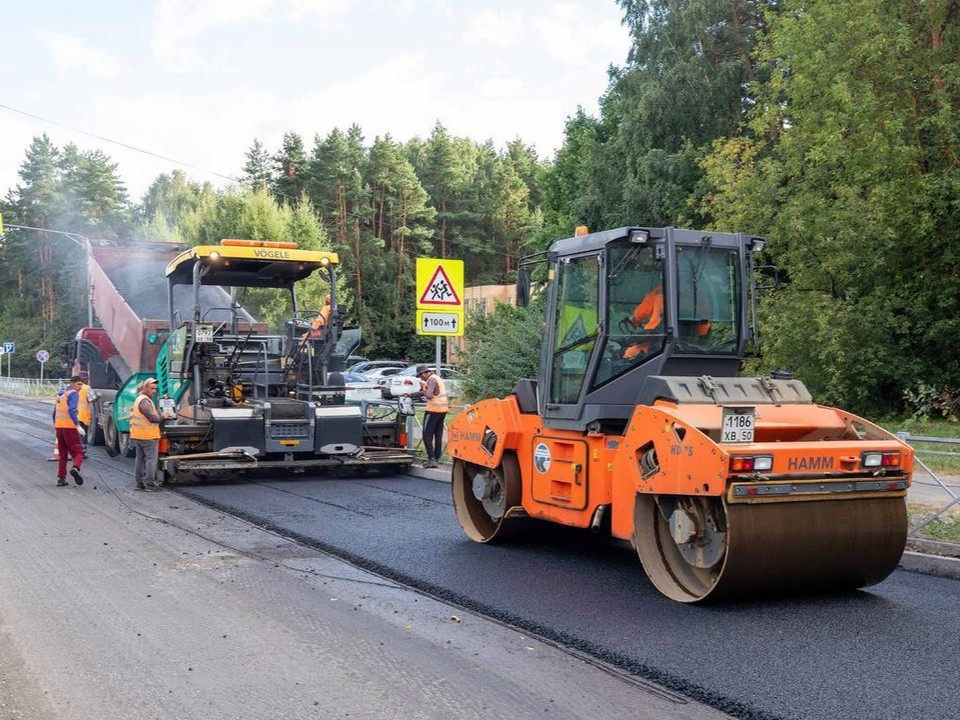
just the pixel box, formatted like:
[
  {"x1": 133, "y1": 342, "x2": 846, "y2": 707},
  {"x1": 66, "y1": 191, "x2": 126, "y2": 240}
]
[{"x1": 448, "y1": 395, "x2": 913, "y2": 543}]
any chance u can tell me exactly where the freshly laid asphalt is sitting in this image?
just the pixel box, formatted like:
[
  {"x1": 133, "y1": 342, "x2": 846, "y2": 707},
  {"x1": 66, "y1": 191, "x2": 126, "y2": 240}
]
[{"x1": 175, "y1": 470, "x2": 960, "y2": 720}]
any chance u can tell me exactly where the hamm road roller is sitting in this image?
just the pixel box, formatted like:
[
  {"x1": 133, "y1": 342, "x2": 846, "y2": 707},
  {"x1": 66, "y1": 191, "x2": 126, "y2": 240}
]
[{"x1": 447, "y1": 226, "x2": 912, "y2": 602}]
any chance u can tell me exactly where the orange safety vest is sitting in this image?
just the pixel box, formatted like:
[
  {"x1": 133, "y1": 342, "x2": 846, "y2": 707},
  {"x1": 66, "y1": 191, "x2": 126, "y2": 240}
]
[
  {"x1": 424, "y1": 375, "x2": 449, "y2": 414},
  {"x1": 77, "y1": 383, "x2": 92, "y2": 425},
  {"x1": 54, "y1": 388, "x2": 79, "y2": 429},
  {"x1": 630, "y1": 285, "x2": 664, "y2": 331},
  {"x1": 129, "y1": 393, "x2": 161, "y2": 440}
]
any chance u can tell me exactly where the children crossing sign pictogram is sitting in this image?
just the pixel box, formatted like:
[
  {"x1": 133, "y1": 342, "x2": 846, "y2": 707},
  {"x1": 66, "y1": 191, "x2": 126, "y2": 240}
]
[{"x1": 416, "y1": 258, "x2": 464, "y2": 336}]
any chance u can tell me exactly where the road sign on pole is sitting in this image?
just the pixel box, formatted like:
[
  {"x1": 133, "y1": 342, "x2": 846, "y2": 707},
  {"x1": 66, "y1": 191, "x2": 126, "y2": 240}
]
[
  {"x1": 415, "y1": 259, "x2": 464, "y2": 337},
  {"x1": 37, "y1": 349, "x2": 50, "y2": 384},
  {"x1": 3, "y1": 341, "x2": 14, "y2": 354}
]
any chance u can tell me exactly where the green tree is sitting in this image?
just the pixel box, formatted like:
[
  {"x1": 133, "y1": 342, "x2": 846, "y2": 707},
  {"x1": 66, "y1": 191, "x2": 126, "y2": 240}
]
[
  {"x1": 242, "y1": 138, "x2": 273, "y2": 191},
  {"x1": 409, "y1": 122, "x2": 478, "y2": 258},
  {"x1": 271, "y1": 132, "x2": 308, "y2": 205},
  {"x1": 460, "y1": 298, "x2": 546, "y2": 402},
  {"x1": 0, "y1": 135, "x2": 131, "y2": 372},
  {"x1": 703, "y1": 0, "x2": 960, "y2": 414},
  {"x1": 136, "y1": 170, "x2": 211, "y2": 242},
  {"x1": 541, "y1": 0, "x2": 770, "y2": 231}
]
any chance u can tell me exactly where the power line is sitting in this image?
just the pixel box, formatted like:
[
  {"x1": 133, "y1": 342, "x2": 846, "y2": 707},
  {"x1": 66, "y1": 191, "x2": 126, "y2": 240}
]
[{"x1": 0, "y1": 102, "x2": 239, "y2": 183}]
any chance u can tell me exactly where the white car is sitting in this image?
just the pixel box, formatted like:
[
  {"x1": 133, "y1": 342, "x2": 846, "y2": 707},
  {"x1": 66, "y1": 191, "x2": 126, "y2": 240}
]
[
  {"x1": 362, "y1": 366, "x2": 405, "y2": 382},
  {"x1": 341, "y1": 372, "x2": 385, "y2": 403},
  {"x1": 383, "y1": 365, "x2": 463, "y2": 400},
  {"x1": 345, "y1": 359, "x2": 406, "y2": 375}
]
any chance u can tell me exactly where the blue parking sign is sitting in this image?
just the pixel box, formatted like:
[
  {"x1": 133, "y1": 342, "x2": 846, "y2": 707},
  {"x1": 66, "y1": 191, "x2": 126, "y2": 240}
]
[{"x1": 2, "y1": 342, "x2": 13, "y2": 353}]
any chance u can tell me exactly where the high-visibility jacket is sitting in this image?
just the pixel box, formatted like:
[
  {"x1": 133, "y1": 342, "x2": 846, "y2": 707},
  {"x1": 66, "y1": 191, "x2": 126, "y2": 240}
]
[
  {"x1": 77, "y1": 383, "x2": 93, "y2": 425},
  {"x1": 424, "y1": 374, "x2": 449, "y2": 414},
  {"x1": 302, "y1": 297, "x2": 333, "y2": 340},
  {"x1": 624, "y1": 285, "x2": 664, "y2": 360},
  {"x1": 629, "y1": 284, "x2": 664, "y2": 331},
  {"x1": 130, "y1": 393, "x2": 161, "y2": 440},
  {"x1": 54, "y1": 388, "x2": 80, "y2": 429}
]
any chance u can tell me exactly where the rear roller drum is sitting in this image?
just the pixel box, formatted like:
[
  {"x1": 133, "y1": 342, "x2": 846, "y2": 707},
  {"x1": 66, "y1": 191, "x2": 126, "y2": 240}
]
[
  {"x1": 633, "y1": 493, "x2": 908, "y2": 603},
  {"x1": 452, "y1": 453, "x2": 525, "y2": 543}
]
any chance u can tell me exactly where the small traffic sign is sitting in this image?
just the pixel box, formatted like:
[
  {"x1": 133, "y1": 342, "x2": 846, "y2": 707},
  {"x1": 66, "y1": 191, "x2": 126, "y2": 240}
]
[
  {"x1": 36, "y1": 349, "x2": 50, "y2": 363},
  {"x1": 3, "y1": 341, "x2": 14, "y2": 354},
  {"x1": 417, "y1": 310, "x2": 463, "y2": 336}
]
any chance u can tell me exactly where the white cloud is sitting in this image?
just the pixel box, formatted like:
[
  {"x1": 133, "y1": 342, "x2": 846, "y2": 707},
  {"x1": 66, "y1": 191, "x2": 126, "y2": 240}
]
[
  {"x1": 35, "y1": 30, "x2": 124, "y2": 78},
  {"x1": 283, "y1": 0, "x2": 351, "y2": 23},
  {"x1": 533, "y1": 5, "x2": 629, "y2": 69},
  {"x1": 151, "y1": 0, "x2": 274, "y2": 70},
  {"x1": 465, "y1": 9, "x2": 524, "y2": 46}
]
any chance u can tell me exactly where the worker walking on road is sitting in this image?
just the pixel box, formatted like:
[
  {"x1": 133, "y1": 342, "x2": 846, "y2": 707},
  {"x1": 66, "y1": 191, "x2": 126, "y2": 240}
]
[
  {"x1": 416, "y1": 365, "x2": 448, "y2": 468},
  {"x1": 53, "y1": 375, "x2": 86, "y2": 487},
  {"x1": 130, "y1": 378, "x2": 170, "y2": 491}
]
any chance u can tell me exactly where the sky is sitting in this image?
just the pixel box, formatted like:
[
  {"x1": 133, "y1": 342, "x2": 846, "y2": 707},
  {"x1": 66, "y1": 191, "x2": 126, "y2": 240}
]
[{"x1": 1, "y1": 1, "x2": 632, "y2": 203}]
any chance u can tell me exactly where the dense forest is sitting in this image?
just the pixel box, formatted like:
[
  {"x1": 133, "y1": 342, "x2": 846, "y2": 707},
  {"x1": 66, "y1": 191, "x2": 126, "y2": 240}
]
[{"x1": 2, "y1": 0, "x2": 959, "y2": 418}]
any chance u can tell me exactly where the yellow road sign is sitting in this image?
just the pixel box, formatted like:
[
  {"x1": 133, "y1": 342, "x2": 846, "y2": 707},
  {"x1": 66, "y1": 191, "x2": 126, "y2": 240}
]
[
  {"x1": 416, "y1": 258, "x2": 463, "y2": 309},
  {"x1": 415, "y1": 258, "x2": 464, "y2": 336}
]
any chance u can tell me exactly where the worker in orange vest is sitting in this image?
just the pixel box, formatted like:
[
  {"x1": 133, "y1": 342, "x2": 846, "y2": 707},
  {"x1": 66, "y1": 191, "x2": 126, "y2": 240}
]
[
  {"x1": 52, "y1": 375, "x2": 86, "y2": 486},
  {"x1": 301, "y1": 295, "x2": 333, "y2": 342},
  {"x1": 623, "y1": 284, "x2": 664, "y2": 360},
  {"x1": 417, "y1": 365, "x2": 449, "y2": 468},
  {"x1": 130, "y1": 378, "x2": 172, "y2": 491}
]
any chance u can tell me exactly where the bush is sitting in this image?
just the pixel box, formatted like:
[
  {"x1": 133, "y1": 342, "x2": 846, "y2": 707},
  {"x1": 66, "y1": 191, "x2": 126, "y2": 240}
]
[{"x1": 459, "y1": 298, "x2": 545, "y2": 402}]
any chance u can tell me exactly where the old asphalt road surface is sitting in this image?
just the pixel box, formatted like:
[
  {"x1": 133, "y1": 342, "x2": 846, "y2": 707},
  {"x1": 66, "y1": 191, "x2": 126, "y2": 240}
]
[{"x1": 0, "y1": 393, "x2": 727, "y2": 720}]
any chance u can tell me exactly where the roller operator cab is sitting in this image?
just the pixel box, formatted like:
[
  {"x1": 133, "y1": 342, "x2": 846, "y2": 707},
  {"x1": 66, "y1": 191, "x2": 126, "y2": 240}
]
[
  {"x1": 447, "y1": 227, "x2": 913, "y2": 603},
  {"x1": 113, "y1": 239, "x2": 412, "y2": 483}
]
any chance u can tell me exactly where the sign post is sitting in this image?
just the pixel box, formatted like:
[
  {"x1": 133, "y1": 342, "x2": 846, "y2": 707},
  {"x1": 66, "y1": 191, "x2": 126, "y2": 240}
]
[
  {"x1": 3, "y1": 341, "x2": 14, "y2": 378},
  {"x1": 415, "y1": 259, "x2": 464, "y2": 371},
  {"x1": 36, "y1": 349, "x2": 49, "y2": 384}
]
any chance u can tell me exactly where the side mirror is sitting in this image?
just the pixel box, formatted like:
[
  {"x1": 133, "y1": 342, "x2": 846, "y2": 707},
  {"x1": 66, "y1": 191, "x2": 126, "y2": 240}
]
[{"x1": 516, "y1": 267, "x2": 531, "y2": 308}]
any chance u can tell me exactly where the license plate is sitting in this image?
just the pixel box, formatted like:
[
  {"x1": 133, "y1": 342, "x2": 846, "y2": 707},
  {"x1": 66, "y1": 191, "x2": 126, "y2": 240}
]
[{"x1": 722, "y1": 407, "x2": 755, "y2": 443}]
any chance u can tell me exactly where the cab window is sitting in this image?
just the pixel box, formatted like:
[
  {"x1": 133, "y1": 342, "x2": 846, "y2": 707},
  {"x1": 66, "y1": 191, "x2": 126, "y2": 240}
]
[
  {"x1": 595, "y1": 244, "x2": 664, "y2": 386},
  {"x1": 548, "y1": 255, "x2": 599, "y2": 404},
  {"x1": 675, "y1": 245, "x2": 740, "y2": 353}
]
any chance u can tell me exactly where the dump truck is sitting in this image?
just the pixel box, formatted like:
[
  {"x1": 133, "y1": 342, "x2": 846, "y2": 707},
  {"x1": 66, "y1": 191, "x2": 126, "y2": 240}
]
[
  {"x1": 447, "y1": 226, "x2": 913, "y2": 603},
  {"x1": 60, "y1": 238, "x2": 249, "y2": 453},
  {"x1": 135, "y1": 239, "x2": 412, "y2": 482}
]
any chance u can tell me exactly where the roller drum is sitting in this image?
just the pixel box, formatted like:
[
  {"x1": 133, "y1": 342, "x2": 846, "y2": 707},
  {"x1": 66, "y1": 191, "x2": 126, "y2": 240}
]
[{"x1": 635, "y1": 494, "x2": 908, "y2": 603}]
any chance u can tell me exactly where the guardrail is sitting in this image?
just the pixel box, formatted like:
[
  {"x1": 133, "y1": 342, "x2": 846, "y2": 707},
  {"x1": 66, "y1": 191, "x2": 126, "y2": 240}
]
[
  {"x1": 896, "y1": 432, "x2": 960, "y2": 533},
  {"x1": 0, "y1": 376, "x2": 68, "y2": 397}
]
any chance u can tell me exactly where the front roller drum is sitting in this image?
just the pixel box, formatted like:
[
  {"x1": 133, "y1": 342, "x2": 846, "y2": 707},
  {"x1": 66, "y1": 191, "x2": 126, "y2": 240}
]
[
  {"x1": 452, "y1": 453, "x2": 526, "y2": 543},
  {"x1": 634, "y1": 493, "x2": 907, "y2": 603}
]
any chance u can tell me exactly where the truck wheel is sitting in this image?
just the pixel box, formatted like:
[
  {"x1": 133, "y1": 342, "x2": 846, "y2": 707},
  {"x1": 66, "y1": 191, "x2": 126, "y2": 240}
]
[
  {"x1": 451, "y1": 453, "x2": 526, "y2": 544},
  {"x1": 89, "y1": 410, "x2": 105, "y2": 447},
  {"x1": 103, "y1": 415, "x2": 119, "y2": 457},
  {"x1": 117, "y1": 431, "x2": 134, "y2": 459}
]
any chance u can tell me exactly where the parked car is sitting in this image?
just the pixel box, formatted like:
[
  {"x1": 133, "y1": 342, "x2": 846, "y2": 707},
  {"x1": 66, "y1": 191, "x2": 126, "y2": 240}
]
[
  {"x1": 383, "y1": 364, "x2": 464, "y2": 400},
  {"x1": 341, "y1": 372, "x2": 385, "y2": 403},
  {"x1": 345, "y1": 359, "x2": 406, "y2": 375},
  {"x1": 362, "y1": 366, "x2": 405, "y2": 382}
]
